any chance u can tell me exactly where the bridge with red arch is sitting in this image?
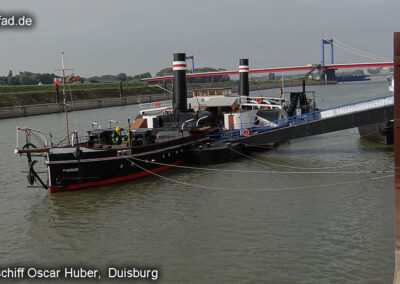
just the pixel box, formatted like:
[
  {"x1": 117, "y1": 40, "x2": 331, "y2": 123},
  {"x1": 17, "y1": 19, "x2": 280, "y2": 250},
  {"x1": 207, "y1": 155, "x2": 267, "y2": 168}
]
[
  {"x1": 144, "y1": 61, "x2": 394, "y2": 82},
  {"x1": 145, "y1": 38, "x2": 393, "y2": 82}
]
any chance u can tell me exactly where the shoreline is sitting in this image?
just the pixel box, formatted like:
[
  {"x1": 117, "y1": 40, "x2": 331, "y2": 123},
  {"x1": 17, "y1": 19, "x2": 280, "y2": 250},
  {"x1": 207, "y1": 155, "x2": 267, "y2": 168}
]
[
  {"x1": 0, "y1": 93, "x2": 173, "y2": 119},
  {"x1": 0, "y1": 79, "x2": 326, "y2": 119}
]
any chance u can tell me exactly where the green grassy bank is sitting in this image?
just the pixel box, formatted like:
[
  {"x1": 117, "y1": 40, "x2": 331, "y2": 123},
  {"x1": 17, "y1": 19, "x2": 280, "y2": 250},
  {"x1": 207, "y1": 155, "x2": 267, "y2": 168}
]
[
  {"x1": 0, "y1": 81, "x2": 147, "y2": 94},
  {"x1": 0, "y1": 78, "x2": 324, "y2": 108}
]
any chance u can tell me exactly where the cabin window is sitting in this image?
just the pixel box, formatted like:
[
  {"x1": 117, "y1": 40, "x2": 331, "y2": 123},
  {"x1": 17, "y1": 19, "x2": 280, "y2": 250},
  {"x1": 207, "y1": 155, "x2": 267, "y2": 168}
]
[{"x1": 221, "y1": 106, "x2": 233, "y2": 113}]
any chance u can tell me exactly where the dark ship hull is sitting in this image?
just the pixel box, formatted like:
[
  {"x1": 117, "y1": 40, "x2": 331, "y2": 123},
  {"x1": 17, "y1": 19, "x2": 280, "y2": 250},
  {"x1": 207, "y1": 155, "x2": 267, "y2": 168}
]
[
  {"x1": 47, "y1": 136, "x2": 206, "y2": 192},
  {"x1": 358, "y1": 121, "x2": 394, "y2": 145}
]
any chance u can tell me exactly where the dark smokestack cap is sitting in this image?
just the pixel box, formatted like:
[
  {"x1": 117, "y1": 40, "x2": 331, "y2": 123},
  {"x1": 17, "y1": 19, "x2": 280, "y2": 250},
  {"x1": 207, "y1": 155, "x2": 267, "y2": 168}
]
[
  {"x1": 173, "y1": 53, "x2": 187, "y2": 68},
  {"x1": 239, "y1": 58, "x2": 249, "y2": 67}
]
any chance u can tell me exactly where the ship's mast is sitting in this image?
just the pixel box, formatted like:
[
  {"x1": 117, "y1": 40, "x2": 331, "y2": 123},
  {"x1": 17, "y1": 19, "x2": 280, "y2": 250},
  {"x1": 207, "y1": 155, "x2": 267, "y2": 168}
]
[
  {"x1": 55, "y1": 52, "x2": 73, "y2": 146},
  {"x1": 61, "y1": 52, "x2": 70, "y2": 146}
]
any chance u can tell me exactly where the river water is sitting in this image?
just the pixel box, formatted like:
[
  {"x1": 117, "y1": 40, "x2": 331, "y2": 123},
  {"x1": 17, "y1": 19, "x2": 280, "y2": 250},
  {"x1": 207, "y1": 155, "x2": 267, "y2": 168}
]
[{"x1": 0, "y1": 79, "x2": 395, "y2": 283}]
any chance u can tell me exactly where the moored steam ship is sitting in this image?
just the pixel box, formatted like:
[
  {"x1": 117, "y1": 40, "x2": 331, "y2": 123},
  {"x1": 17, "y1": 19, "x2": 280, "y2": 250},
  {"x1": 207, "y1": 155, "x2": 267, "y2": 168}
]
[
  {"x1": 15, "y1": 53, "x2": 211, "y2": 192},
  {"x1": 15, "y1": 53, "x2": 320, "y2": 192}
]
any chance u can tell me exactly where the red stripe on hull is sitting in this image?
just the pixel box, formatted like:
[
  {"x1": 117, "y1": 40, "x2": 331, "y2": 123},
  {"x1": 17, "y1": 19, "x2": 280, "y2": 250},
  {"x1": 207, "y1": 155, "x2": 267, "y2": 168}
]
[{"x1": 48, "y1": 160, "x2": 184, "y2": 193}]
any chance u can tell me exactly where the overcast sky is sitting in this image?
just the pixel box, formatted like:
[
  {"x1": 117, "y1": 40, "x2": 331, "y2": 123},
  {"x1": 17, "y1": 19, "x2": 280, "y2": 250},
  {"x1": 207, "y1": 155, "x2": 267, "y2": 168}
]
[{"x1": 1, "y1": 0, "x2": 399, "y2": 77}]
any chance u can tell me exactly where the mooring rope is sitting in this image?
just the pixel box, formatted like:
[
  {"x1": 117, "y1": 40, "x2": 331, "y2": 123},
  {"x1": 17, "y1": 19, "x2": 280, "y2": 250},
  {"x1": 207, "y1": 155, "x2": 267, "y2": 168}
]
[
  {"x1": 242, "y1": 128, "x2": 384, "y2": 151},
  {"x1": 125, "y1": 157, "x2": 393, "y2": 192},
  {"x1": 228, "y1": 147, "x2": 391, "y2": 170},
  {"x1": 127, "y1": 156, "x2": 392, "y2": 175},
  {"x1": 187, "y1": 76, "x2": 203, "y2": 110},
  {"x1": 249, "y1": 73, "x2": 263, "y2": 97}
]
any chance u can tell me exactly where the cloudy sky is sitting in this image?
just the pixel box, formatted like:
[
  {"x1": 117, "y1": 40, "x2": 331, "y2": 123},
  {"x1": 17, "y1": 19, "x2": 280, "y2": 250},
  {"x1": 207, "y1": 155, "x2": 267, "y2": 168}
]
[{"x1": 1, "y1": 0, "x2": 399, "y2": 77}]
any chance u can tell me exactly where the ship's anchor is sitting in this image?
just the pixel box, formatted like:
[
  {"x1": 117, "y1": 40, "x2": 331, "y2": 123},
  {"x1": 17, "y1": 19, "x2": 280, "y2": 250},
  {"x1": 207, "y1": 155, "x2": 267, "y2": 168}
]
[
  {"x1": 27, "y1": 160, "x2": 37, "y2": 185},
  {"x1": 27, "y1": 160, "x2": 47, "y2": 189},
  {"x1": 23, "y1": 143, "x2": 47, "y2": 189},
  {"x1": 22, "y1": 142, "x2": 37, "y2": 164}
]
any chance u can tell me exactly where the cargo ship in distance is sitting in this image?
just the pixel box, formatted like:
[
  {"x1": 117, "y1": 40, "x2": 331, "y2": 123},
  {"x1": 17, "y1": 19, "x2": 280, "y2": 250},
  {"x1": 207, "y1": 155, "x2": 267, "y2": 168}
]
[{"x1": 336, "y1": 74, "x2": 371, "y2": 83}]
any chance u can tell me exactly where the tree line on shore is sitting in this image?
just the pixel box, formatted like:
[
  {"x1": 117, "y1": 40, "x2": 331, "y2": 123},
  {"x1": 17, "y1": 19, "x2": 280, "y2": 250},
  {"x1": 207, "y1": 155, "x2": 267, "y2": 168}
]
[
  {"x1": 1, "y1": 66, "x2": 388, "y2": 86},
  {"x1": 0, "y1": 70, "x2": 153, "y2": 86},
  {"x1": 0, "y1": 66, "x2": 231, "y2": 86}
]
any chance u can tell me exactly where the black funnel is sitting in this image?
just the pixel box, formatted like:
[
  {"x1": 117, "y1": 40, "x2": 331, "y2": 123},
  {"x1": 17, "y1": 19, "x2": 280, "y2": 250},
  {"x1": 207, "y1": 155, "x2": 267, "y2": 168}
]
[
  {"x1": 173, "y1": 53, "x2": 187, "y2": 112},
  {"x1": 239, "y1": 58, "x2": 249, "y2": 96}
]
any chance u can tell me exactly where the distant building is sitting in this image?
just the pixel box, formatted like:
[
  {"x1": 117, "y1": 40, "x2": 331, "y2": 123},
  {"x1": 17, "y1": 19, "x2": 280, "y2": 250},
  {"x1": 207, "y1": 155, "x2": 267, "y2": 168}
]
[{"x1": 381, "y1": 68, "x2": 390, "y2": 75}]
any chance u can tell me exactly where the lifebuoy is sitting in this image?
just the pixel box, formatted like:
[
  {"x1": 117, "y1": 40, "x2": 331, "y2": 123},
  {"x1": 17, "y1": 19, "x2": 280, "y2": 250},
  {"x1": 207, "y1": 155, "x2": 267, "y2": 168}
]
[
  {"x1": 256, "y1": 97, "x2": 262, "y2": 104},
  {"x1": 242, "y1": 129, "x2": 250, "y2": 136},
  {"x1": 154, "y1": 102, "x2": 161, "y2": 108}
]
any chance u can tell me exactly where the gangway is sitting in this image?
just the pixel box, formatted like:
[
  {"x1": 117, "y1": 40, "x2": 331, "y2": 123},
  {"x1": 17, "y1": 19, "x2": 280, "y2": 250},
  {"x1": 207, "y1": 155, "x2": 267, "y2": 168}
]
[{"x1": 219, "y1": 95, "x2": 394, "y2": 145}]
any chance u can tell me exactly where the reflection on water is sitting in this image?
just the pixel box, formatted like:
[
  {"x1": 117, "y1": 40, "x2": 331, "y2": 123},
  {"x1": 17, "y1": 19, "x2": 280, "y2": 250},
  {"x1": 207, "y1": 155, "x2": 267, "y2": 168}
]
[{"x1": 0, "y1": 80, "x2": 395, "y2": 283}]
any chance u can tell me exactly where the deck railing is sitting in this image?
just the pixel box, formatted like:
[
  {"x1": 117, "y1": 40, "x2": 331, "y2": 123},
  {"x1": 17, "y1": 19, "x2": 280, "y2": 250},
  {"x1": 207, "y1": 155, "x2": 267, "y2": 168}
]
[
  {"x1": 139, "y1": 100, "x2": 172, "y2": 112},
  {"x1": 212, "y1": 94, "x2": 394, "y2": 141}
]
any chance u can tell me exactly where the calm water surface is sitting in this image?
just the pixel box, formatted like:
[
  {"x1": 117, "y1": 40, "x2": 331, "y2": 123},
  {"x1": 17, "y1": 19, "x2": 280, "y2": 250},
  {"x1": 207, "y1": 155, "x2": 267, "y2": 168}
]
[{"x1": 0, "y1": 79, "x2": 395, "y2": 283}]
